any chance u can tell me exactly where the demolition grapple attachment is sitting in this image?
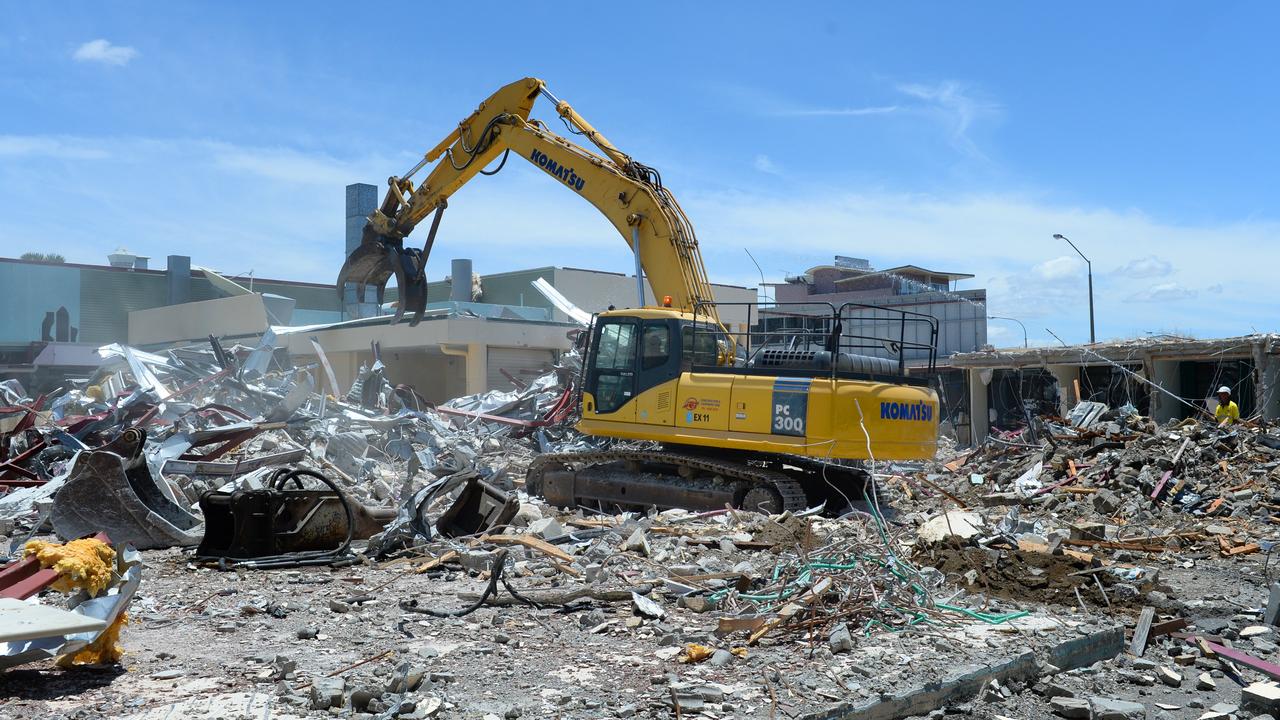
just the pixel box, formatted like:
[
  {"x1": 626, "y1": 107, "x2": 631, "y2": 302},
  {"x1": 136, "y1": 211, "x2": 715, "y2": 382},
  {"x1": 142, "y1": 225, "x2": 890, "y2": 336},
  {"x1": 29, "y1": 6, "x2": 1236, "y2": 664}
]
[{"x1": 336, "y1": 202, "x2": 446, "y2": 327}]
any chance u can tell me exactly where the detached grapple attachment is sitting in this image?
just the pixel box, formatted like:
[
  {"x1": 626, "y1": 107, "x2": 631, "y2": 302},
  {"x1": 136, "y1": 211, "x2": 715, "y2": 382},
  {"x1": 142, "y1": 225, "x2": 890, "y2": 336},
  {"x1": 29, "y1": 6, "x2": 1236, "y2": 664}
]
[{"x1": 337, "y1": 226, "x2": 428, "y2": 326}]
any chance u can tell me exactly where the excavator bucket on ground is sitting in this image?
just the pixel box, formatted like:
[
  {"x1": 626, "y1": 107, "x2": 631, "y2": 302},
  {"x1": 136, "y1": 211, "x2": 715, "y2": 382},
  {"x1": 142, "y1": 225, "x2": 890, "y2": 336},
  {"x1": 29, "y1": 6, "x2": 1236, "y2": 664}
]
[{"x1": 336, "y1": 226, "x2": 429, "y2": 326}]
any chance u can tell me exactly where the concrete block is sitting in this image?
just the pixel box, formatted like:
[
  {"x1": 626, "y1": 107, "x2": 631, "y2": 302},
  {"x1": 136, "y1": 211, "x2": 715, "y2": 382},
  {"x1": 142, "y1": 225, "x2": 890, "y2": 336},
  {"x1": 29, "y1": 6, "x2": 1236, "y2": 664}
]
[
  {"x1": 1088, "y1": 696, "x2": 1147, "y2": 720},
  {"x1": 1046, "y1": 625, "x2": 1126, "y2": 672},
  {"x1": 829, "y1": 623, "x2": 854, "y2": 654},
  {"x1": 795, "y1": 652, "x2": 1038, "y2": 720},
  {"x1": 1243, "y1": 682, "x2": 1280, "y2": 715},
  {"x1": 1049, "y1": 696, "x2": 1090, "y2": 718}
]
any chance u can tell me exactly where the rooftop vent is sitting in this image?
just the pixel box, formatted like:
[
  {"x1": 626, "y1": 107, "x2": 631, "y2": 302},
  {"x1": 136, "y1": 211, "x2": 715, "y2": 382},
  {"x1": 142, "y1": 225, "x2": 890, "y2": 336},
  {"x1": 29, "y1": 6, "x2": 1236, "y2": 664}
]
[{"x1": 107, "y1": 247, "x2": 136, "y2": 268}]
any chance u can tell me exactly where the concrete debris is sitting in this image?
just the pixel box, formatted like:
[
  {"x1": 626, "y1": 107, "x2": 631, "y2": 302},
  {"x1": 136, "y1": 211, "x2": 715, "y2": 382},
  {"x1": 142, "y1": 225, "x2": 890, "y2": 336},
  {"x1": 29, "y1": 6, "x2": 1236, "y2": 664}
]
[
  {"x1": 1243, "y1": 682, "x2": 1280, "y2": 715},
  {"x1": 4, "y1": 337, "x2": 1280, "y2": 720},
  {"x1": 620, "y1": 527, "x2": 651, "y2": 556},
  {"x1": 917, "y1": 509, "x2": 984, "y2": 543},
  {"x1": 1089, "y1": 696, "x2": 1147, "y2": 720},
  {"x1": 1051, "y1": 696, "x2": 1091, "y2": 718}
]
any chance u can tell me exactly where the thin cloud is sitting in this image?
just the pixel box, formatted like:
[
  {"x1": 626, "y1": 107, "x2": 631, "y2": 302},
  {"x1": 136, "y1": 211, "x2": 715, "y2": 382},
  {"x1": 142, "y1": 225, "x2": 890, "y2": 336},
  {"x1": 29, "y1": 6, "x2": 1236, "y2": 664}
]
[
  {"x1": 72, "y1": 39, "x2": 138, "y2": 66},
  {"x1": 0, "y1": 135, "x2": 110, "y2": 160},
  {"x1": 1033, "y1": 255, "x2": 1085, "y2": 281},
  {"x1": 753, "y1": 154, "x2": 780, "y2": 175},
  {"x1": 1114, "y1": 255, "x2": 1172, "y2": 279},
  {"x1": 767, "y1": 80, "x2": 998, "y2": 159},
  {"x1": 896, "y1": 81, "x2": 997, "y2": 158},
  {"x1": 1127, "y1": 282, "x2": 1197, "y2": 303},
  {"x1": 774, "y1": 105, "x2": 900, "y2": 117},
  {"x1": 211, "y1": 145, "x2": 354, "y2": 186}
]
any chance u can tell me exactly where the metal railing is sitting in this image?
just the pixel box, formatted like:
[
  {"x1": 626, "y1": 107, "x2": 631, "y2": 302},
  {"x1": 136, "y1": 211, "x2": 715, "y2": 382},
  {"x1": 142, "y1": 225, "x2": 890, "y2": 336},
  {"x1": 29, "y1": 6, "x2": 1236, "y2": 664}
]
[{"x1": 692, "y1": 300, "x2": 938, "y2": 378}]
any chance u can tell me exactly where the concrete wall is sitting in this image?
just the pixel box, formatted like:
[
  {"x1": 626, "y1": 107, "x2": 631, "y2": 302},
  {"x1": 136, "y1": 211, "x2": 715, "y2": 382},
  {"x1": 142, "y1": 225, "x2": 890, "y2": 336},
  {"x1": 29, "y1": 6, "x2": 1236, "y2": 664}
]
[
  {"x1": 128, "y1": 293, "x2": 277, "y2": 346},
  {"x1": 380, "y1": 349, "x2": 466, "y2": 404}
]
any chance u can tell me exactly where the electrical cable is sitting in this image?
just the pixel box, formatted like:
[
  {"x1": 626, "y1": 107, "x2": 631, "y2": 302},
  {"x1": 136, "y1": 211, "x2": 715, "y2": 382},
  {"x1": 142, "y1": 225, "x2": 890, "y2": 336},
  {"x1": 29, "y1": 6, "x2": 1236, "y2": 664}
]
[{"x1": 398, "y1": 548, "x2": 546, "y2": 614}]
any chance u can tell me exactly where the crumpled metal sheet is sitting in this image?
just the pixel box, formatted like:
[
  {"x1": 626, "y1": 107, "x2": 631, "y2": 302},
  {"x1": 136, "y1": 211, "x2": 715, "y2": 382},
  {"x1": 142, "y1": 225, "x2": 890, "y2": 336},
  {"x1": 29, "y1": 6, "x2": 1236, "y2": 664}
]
[
  {"x1": 0, "y1": 545, "x2": 143, "y2": 669},
  {"x1": 365, "y1": 471, "x2": 475, "y2": 558},
  {"x1": 0, "y1": 379, "x2": 29, "y2": 406}
]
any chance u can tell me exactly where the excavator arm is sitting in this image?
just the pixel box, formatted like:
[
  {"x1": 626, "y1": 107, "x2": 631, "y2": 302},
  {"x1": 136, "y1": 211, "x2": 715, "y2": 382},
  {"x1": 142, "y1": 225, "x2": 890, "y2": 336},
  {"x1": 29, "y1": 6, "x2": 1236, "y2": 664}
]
[{"x1": 338, "y1": 77, "x2": 719, "y2": 327}]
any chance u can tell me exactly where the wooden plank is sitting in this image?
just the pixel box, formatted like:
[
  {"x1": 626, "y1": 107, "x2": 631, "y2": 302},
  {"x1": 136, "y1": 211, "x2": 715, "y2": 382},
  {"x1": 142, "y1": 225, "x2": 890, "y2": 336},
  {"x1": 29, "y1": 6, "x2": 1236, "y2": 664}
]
[
  {"x1": 1130, "y1": 606, "x2": 1155, "y2": 657},
  {"x1": 1226, "y1": 543, "x2": 1261, "y2": 557},
  {"x1": 1193, "y1": 636, "x2": 1280, "y2": 682},
  {"x1": 943, "y1": 452, "x2": 974, "y2": 472},
  {"x1": 1147, "y1": 617, "x2": 1189, "y2": 639},
  {"x1": 481, "y1": 534, "x2": 575, "y2": 564},
  {"x1": 414, "y1": 550, "x2": 459, "y2": 574},
  {"x1": 717, "y1": 616, "x2": 769, "y2": 634},
  {"x1": 1016, "y1": 539, "x2": 1096, "y2": 564},
  {"x1": 1062, "y1": 539, "x2": 1167, "y2": 553},
  {"x1": 1033, "y1": 467, "x2": 1082, "y2": 497}
]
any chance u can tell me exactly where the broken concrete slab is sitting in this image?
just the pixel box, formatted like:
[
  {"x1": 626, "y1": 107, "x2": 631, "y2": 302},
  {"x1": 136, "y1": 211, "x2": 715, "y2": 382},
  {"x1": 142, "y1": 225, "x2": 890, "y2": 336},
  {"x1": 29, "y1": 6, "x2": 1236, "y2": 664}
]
[
  {"x1": 1244, "y1": 682, "x2": 1280, "y2": 715},
  {"x1": 1050, "y1": 696, "x2": 1090, "y2": 718},
  {"x1": 1088, "y1": 697, "x2": 1147, "y2": 720},
  {"x1": 916, "y1": 510, "x2": 984, "y2": 544}
]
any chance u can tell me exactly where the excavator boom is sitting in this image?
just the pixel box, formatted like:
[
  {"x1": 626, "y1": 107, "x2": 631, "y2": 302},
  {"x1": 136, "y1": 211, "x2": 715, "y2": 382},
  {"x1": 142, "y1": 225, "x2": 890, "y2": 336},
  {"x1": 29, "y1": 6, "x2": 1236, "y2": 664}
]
[{"x1": 337, "y1": 78, "x2": 718, "y2": 328}]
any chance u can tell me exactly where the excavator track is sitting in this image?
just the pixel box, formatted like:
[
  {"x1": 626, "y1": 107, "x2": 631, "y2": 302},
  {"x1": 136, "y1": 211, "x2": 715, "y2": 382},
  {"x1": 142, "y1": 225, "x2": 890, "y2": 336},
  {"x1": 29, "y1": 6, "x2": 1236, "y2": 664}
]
[{"x1": 526, "y1": 448, "x2": 829, "y2": 515}]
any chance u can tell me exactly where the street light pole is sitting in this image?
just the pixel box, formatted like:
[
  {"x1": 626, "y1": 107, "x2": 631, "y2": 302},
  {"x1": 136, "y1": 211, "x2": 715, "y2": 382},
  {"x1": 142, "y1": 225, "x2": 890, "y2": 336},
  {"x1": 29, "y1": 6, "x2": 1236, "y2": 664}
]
[
  {"x1": 1053, "y1": 233, "x2": 1095, "y2": 344},
  {"x1": 987, "y1": 315, "x2": 1028, "y2": 348}
]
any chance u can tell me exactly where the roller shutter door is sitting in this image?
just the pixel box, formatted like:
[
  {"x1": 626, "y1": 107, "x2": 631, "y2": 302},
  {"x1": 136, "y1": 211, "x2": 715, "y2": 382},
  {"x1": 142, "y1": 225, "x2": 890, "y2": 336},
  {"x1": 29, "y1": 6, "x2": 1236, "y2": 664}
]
[{"x1": 486, "y1": 347, "x2": 556, "y2": 392}]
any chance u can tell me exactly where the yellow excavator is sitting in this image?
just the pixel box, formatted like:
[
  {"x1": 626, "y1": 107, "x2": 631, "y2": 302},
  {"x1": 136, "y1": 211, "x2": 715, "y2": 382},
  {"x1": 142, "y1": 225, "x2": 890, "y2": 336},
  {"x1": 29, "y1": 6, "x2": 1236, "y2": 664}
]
[{"x1": 338, "y1": 77, "x2": 940, "y2": 514}]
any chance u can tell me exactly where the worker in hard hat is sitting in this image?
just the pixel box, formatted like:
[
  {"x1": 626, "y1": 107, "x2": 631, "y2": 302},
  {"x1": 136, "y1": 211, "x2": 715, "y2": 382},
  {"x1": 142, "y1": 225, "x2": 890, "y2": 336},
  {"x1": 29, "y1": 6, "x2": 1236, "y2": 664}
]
[{"x1": 1214, "y1": 386, "x2": 1240, "y2": 426}]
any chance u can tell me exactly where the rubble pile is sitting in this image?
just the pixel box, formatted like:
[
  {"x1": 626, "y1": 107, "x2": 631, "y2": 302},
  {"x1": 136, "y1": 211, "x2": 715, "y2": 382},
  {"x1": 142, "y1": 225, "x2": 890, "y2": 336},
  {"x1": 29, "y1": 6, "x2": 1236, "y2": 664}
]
[
  {"x1": 913, "y1": 405, "x2": 1280, "y2": 557},
  {"x1": 9, "y1": 338, "x2": 1280, "y2": 719},
  {"x1": 0, "y1": 337, "x2": 594, "y2": 550}
]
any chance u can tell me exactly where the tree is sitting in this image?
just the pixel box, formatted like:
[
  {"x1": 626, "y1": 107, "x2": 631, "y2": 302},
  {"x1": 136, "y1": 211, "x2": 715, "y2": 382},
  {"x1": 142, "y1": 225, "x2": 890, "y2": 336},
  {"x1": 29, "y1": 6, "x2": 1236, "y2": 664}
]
[{"x1": 20, "y1": 252, "x2": 66, "y2": 263}]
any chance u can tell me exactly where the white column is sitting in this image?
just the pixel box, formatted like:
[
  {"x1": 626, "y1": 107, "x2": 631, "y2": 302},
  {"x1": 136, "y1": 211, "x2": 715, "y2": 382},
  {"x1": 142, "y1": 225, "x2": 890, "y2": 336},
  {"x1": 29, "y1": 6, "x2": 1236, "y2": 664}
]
[
  {"x1": 967, "y1": 368, "x2": 991, "y2": 446},
  {"x1": 1150, "y1": 359, "x2": 1181, "y2": 423},
  {"x1": 1046, "y1": 364, "x2": 1079, "y2": 416}
]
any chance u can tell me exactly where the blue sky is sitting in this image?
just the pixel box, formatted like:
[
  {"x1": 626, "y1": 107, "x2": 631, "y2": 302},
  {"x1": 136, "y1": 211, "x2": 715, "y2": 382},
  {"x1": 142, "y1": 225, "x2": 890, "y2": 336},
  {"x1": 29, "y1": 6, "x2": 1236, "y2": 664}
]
[{"x1": 2, "y1": 3, "x2": 1278, "y2": 346}]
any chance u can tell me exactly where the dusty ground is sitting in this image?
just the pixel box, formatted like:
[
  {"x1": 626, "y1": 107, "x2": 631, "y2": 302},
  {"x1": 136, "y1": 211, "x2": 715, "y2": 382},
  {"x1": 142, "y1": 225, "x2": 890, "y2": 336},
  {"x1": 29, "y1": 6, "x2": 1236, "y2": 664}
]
[
  {"x1": 5, "y1": 522, "x2": 1278, "y2": 720},
  {"x1": 0, "y1": 536, "x2": 1111, "y2": 720}
]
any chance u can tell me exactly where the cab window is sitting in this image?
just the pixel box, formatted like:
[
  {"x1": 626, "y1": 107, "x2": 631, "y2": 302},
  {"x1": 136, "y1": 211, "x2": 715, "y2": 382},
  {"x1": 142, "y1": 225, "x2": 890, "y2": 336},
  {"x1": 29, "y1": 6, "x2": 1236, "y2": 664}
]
[
  {"x1": 641, "y1": 324, "x2": 670, "y2": 370},
  {"x1": 681, "y1": 324, "x2": 721, "y2": 366},
  {"x1": 596, "y1": 322, "x2": 637, "y2": 370}
]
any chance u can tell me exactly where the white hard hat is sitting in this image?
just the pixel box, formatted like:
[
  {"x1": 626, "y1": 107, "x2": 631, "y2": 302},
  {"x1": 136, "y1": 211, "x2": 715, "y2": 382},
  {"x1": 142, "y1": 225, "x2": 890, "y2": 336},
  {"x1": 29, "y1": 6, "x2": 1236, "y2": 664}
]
[{"x1": 1217, "y1": 386, "x2": 1231, "y2": 395}]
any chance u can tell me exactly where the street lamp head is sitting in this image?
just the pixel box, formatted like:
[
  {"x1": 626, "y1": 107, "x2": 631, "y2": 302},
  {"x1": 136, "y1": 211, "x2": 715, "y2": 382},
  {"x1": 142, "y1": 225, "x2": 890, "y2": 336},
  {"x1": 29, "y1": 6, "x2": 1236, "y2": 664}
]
[{"x1": 1052, "y1": 233, "x2": 1066, "y2": 240}]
